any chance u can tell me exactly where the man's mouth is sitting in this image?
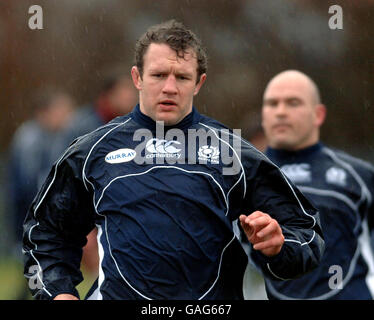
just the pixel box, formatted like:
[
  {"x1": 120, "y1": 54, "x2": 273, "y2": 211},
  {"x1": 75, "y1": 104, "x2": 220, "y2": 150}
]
[
  {"x1": 159, "y1": 100, "x2": 177, "y2": 109},
  {"x1": 273, "y1": 123, "x2": 291, "y2": 130}
]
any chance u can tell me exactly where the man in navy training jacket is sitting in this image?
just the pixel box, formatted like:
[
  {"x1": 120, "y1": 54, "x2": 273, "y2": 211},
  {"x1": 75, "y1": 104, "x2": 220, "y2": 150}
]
[
  {"x1": 23, "y1": 21, "x2": 324, "y2": 300},
  {"x1": 260, "y1": 69, "x2": 374, "y2": 299}
]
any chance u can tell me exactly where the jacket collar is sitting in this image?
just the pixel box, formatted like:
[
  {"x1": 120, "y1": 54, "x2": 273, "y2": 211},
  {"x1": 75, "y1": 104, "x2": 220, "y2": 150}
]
[
  {"x1": 130, "y1": 104, "x2": 202, "y2": 131},
  {"x1": 265, "y1": 142, "x2": 323, "y2": 162}
]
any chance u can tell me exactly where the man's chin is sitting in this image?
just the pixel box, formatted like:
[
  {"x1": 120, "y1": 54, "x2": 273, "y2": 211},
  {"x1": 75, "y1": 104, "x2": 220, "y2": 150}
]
[
  {"x1": 155, "y1": 115, "x2": 179, "y2": 126},
  {"x1": 155, "y1": 111, "x2": 186, "y2": 126},
  {"x1": 271, "y1": 140, "x2": 295, "y2": 151}
]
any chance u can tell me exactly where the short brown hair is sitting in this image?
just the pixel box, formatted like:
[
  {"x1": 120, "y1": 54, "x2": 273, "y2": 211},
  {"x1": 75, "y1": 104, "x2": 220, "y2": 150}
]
[{"x1": 134, "y1": 20, "x2": 208, "y2": 83}]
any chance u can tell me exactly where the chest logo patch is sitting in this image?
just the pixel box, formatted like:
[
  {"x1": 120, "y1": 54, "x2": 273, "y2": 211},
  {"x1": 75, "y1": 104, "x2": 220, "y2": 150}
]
[
  {"x1": 326, "y1": 167, "x2": 347, "y2": 187},
  {"x1": 105, "y1": 148, "x2": 136, "y2": 164},
  {"x1": 198, "y1": 145, "x2": 220, "y2": 164},
  {"x1": 280, "y1": 163, "x2": 311, "y2": 183}
]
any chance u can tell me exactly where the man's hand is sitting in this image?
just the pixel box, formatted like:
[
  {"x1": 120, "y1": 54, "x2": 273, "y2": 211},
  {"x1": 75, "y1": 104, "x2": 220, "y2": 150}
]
[
  {"x1": 53, "y1": 294, "x2": 79, "y2": 300},
  {"x1": 239, "y1": 211, "x2": 284, "y2": 257}
]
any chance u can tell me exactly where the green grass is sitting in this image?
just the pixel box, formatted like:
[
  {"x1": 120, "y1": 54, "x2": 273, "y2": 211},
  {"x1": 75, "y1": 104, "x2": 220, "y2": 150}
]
[
  {"x1": 76, "y1": 270, "x2": 97, "y2": 299},
  {"x1": 0, "y1": 257, "x2": 29, "y2": 300},
  {"x1": 0, "y1": 256, "x2": 97, "y2": 300}
]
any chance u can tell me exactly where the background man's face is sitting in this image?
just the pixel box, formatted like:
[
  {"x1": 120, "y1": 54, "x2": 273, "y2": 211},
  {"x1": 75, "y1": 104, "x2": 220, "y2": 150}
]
[
  {"x1": 107, "y1": 78, "x2": 137, "y2": 116},
  {"x1": 261, "y1": 76, "x2": 321, "y2": 151},
  {"x1": 132, "y1": 43, "x2": 206, "y2": 126},
  {"x1": 37, "y1": 94, "x2": 74, "y2": 132}
]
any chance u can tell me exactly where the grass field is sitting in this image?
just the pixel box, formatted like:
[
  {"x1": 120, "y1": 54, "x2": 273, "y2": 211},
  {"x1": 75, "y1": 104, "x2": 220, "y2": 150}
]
[
  {"x1": 0, "y1": 256, "x2": 96, "y2": 300},
  {"x1": 0, "y1": 258, "x2": 26, "y2": 300}
]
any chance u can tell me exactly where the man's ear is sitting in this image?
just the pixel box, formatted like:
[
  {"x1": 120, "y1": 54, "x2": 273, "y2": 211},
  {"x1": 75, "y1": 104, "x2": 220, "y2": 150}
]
[
  {"x1": 194, "y1": 73, "x2": 207, "y2": 96},
  {"x1": 315, "y1": 104, "x2": 327, "y2": 127},
  {"x1": 131, "y1": 66, "x2": 142, "y2": 90}
]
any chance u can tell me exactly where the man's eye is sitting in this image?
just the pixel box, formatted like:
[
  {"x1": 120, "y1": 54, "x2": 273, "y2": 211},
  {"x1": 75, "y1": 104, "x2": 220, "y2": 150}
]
[
  {"x1": 265, "y1": 101, "x2": 277, "y2": 107},
  {"x1": 288, "y1": 99, "x2": 301, "y2": 106}
]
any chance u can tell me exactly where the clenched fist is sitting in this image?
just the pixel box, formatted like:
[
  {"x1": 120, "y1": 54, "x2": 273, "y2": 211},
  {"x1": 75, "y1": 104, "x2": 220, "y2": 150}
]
[{"x1": 240, "y1": 211, "x2": 284, "y2": 257}]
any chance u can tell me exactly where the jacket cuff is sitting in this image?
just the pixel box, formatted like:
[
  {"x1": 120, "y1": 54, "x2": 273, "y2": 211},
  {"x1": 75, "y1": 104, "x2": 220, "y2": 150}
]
[
  {"x1": 35, "y1": 287, "x2": 80, "y2": 300},
  {"x1": 251, "y1": 245, "x2": 289, "y2": 280}
]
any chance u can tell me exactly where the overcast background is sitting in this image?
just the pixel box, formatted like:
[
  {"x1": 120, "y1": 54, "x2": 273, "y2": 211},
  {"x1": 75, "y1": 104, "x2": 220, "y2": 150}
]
[{"x1": 1, "y1": 0, "x2": 373, "y2": 156}]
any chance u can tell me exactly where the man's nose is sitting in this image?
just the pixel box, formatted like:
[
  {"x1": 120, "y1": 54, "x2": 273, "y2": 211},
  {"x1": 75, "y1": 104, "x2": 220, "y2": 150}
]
[
  {"x1": 275, "y1": 103, "x2": 288, "y2": 116},
  {"x1": 162, "y1": 75, "x2": 178, "y2": 94}
]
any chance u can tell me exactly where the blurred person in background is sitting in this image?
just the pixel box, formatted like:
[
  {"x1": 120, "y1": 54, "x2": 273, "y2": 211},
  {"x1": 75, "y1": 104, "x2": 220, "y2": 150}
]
[
  {"x1": 6, "y1": 87, "x2": 75, "y2": 299},
  {"x1": 65, "y1": 69, "x2": 137, "y2": 278},
  {"x1": 260, "y1": 70, "x2": 374, "y2": 299},
  {"x1": 67, "y1": 69, "x2": 137, "y2": 142},
  {"x1": 7, "y1": 87, "x2": 75, "y2": 250}
]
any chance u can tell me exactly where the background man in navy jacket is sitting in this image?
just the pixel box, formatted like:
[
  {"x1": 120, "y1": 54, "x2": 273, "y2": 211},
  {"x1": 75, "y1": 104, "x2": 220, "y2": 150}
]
[{"x1": 261, "y1": 70, "x2": 374, "y2": 299}]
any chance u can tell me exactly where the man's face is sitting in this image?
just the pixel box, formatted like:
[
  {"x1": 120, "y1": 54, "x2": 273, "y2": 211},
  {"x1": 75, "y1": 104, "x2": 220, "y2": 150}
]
[
  {"x1": 107, "y1": 78, "x2": 137, "y2": 116},
  {"x1": 131, "y1": 43, "x2": 206, "y2": 126},
  {"x1": 262, "y1": 76, "x2": 324, "y2": 151},
  {"x1": 38, "y1": 95, "x2": 74, "y2": 132}
]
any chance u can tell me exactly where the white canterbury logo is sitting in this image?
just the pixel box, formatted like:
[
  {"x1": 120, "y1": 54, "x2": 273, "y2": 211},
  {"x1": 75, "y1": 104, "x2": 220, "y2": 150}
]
[
  {"x1": 146, "y1": 138, "x2": 181, "y2": 154},
  {"x1": 281, "y1": 163, "x2": 311, "y2": 183},
  {"x1": 145, "y1": 138, "x2": 182, "y2": 159}
]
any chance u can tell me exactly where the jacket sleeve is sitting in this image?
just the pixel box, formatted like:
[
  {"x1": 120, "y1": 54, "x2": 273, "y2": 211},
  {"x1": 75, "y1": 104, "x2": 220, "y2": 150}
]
[
  {"x1": 22, "y1": 144, "x2": 96, "y2": 300},
  {"x1": 241, "y1": 148, "x2": 325, "y2": 281},
  {"x1": 366, "y1": 167, "x2": 374, "y2": 254}
]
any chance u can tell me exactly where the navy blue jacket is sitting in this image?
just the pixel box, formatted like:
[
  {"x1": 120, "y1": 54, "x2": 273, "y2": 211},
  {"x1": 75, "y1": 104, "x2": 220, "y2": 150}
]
[
  {"x1": 23, "y1": 105, "x2": 324, "y2": 300},
  {"x1": 264, "y1": 143, "x2": 374, "y2": 299}
]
